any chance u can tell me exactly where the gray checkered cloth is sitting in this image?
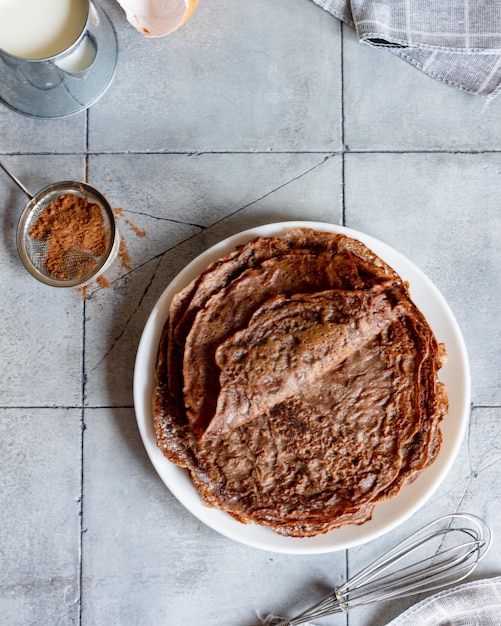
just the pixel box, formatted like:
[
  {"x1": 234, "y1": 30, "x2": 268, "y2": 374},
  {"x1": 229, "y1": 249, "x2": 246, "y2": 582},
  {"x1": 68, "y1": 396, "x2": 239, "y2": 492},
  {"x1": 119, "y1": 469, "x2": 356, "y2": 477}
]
[
  {"x1": 386, "y1": 576, "x2": 501, "y2": 625},
  {"x1": 312, "y1": 0, "x2": 501, "y2": 97}
]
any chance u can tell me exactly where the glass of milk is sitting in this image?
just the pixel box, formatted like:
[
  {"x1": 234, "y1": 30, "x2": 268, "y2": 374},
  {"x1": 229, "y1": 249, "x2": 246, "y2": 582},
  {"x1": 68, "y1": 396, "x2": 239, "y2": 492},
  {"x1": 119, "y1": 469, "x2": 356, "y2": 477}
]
[{"x1": 0, "y1": 0, "x2": 118, "y2": 118}]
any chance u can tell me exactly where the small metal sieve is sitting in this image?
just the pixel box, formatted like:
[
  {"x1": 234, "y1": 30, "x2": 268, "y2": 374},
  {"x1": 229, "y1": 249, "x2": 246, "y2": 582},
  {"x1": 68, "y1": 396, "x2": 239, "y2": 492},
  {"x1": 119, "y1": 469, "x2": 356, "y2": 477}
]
[{"x1": 1, "y1": 161, "x2": 119, "y2": 288}]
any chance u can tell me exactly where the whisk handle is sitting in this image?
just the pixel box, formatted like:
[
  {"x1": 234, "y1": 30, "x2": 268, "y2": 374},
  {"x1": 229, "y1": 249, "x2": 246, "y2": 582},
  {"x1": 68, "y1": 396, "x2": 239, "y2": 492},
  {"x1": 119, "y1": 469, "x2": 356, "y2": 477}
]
[
  {"x1": 266, "y1": 618, "x2": 310, "y2": 626},
  {"x1": 265, "y1": 589, "x2": 344, "y2": 625}
]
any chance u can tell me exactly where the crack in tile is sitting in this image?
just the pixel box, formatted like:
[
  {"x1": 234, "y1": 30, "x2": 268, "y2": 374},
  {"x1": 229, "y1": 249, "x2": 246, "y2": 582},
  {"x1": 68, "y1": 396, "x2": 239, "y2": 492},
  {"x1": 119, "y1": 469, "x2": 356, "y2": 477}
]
[
  {"x1": 449, "y1": 419, "x2": 475, "y2": 514},
  {"x1": 84, "y1": 154, "x2": 337, "y2": 379},
  {"x1": 85, "y1": 256, "x2": 162, "y2": 376},
  {"x1": 90, "y1": 153, "x2": 338, "y2": 292},
  {"x1": 208, "y1": 153, "x2": 337, "y2": 226},
  {"x1": 114, "y1": 153, "x2": 337, "y2": 228},
  {"x1": 119, "y1": 209, "x2": 204, "y2": 229},
  {"x1": 470, "y1": 456, "x2": 501, "y2": 477}
]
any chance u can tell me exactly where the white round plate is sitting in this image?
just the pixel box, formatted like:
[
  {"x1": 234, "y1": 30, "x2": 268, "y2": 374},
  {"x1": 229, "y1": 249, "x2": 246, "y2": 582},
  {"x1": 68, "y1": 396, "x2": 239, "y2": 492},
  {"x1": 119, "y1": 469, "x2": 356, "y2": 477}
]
[{"x1": 133, "y1": 221, "x2": 470, "y2": 554}]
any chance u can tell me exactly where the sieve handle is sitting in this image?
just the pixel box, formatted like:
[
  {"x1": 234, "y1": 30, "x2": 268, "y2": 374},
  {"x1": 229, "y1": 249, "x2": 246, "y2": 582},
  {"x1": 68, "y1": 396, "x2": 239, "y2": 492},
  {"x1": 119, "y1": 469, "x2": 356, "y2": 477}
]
[{"x1": 0, "y1": 161, "x2": 34, "y2": 199}]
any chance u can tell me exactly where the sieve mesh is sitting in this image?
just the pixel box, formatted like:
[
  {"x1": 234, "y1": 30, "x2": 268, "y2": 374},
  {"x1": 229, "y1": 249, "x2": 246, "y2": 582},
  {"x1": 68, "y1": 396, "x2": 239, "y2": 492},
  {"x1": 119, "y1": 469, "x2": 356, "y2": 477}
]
[{"x1": 17, "y1": 181, "x2": 118, "y2": 288}]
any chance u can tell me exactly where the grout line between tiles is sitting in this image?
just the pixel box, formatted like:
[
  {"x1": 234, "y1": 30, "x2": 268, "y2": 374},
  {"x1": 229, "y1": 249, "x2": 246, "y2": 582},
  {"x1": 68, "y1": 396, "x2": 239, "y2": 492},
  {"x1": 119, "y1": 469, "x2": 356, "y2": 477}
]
[
  {"x1": 81, "y1": 297, "x2": 87, "y2": 411},
  {"x1": 341, "y1": 24, "x2": 348, "y2": 626},
  {"x1": 78, "y1": 405, "x2": 84, "y2": 626},
  {"x1": 344, "y1": 548, "x2": 350, "y2": 626},
  {"x1": 340, "y1": 21, "x2": 346, "y2": 228},
  {"x1": 85, "y1": 108, "x2": 89, "y2": 155},
  {"x1": 0, "y1": 404, "x2": 136, "y2": 409},
  {"x1": 0, "y1": 403, "x2": 495, "y2": 410},
  {"x1": 84, "y1": 108, "x2": 89, "y2": 182},
  {"x1": 79, "y1": 272, "x2": 88, "y2": 626},
  {"x1": 81, "y1": 114, "x2": 89, "y2": 625},
  {"x1": 77, "y1": 233, "x2": 89, "y2": 626},
  {"x1": 5, "y1": 149, "x2": 501, "y2": 156}
]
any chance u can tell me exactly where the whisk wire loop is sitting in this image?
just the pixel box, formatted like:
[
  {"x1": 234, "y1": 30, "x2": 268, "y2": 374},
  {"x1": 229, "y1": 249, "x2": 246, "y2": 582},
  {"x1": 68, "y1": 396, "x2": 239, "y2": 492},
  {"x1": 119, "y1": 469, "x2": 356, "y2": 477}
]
[
  {"x1": 340, "y1": 523, "x2": 480, "y2": 594},
  {"x1": 339, "y1": 535, "x2": 486, "y2": 608},
  {"x1": 266, "y1": 513, "x2": 491, "y2": 626}
]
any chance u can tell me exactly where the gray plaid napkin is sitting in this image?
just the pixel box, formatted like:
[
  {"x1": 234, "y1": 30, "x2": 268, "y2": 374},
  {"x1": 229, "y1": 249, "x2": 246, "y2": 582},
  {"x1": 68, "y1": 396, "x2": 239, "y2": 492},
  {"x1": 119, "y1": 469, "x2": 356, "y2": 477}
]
[
  {"x1": 312, "y1": 0, "x2": 501, "y2": 97},
  {"x1": 385, "y1": 576, "x2": 501, "y2": 625}
]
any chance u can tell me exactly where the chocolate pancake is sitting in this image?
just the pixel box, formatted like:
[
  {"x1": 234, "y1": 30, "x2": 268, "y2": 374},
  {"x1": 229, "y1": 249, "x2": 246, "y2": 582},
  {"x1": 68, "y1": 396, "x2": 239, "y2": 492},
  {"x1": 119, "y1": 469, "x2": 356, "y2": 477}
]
[
  {"x1": 170, "y1": 228, "x2": 401, "y2": 343},
  {"x1": 205, "y1": 286, "x2": 404, "y2": 439},
  {"x1": 152, "y1": 228, "x2": 448, "y2": 537},
  {"x1": 183, "y1": 251, "x2": 363, "y2": 435},
  {"x1": 168, "y1": 228, "x2": 401, "y2": 396}
]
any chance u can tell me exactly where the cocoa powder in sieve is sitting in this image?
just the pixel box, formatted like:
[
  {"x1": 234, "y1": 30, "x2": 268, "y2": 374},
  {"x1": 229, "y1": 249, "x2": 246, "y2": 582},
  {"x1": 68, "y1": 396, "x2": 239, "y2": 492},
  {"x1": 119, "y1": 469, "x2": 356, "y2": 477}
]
[{"x1": 29, "y1": 193, "x2": 110, "y2": 280}]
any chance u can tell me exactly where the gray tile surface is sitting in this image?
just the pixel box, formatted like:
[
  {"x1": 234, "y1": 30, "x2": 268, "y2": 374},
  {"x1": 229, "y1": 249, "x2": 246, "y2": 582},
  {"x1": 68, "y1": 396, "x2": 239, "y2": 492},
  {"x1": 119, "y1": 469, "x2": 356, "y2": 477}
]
[
  {"x1": 0, "y1": 1, "x2": 500, "y2": 625},
  {"x1": 347, "y1": 406, "x2": 501, "y2": 626},
  {"x1": 0, "y1": 109, "x2": 86, "y2": 154},
  {"x1": 0, "y1": 408, "x2": 81, "y2": 625},
  {"x1": 89, "y1": 0, "x2": 342, "y2": 153},
  {"x1": 0, "y1": 155, "x2": 86, "y2": 407},
  {"x1": 84, "y1": 152, "x2": 342, "y2": 406},
  {"x1": 343, "y1": 25, "x2": 501, "y2": 152},
  {"x1": 82, "y1": 408, "x2": 348, "y2": 626},
  {"x1": 344, "y1": 152, "x2": 501, "y2": 406}
]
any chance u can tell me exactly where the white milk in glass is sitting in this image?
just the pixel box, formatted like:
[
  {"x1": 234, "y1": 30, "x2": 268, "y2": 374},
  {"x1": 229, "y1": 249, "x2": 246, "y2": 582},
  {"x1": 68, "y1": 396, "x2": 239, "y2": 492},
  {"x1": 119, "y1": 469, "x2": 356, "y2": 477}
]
[{"x1": 0, "y1": 0, "x2": 88, "y2": 59}]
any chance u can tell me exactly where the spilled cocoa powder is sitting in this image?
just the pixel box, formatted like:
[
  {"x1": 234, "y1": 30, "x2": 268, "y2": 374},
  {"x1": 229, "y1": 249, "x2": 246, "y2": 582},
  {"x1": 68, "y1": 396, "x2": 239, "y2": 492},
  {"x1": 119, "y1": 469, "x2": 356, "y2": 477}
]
[
  {"x1": 75, "y1": 207, "x2": 147, "y2": 300},
  {"x1": 29, "y1": 193, "x2": 109, "y2": 280},
  {"x1": 113, "y1": 208, "x2": 146, "y2": 238}
]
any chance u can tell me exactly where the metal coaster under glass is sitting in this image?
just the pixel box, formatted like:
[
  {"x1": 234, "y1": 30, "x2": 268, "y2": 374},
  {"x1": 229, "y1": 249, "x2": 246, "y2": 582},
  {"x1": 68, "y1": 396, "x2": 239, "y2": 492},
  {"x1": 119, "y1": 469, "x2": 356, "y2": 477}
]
[{"x1": 0, "y1": 2, "x2": 117, "y2": 118}]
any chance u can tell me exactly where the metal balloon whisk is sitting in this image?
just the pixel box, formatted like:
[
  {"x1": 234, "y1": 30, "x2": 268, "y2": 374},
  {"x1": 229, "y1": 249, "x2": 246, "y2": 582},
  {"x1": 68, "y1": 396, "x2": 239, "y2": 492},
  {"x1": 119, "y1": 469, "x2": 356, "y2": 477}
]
[{"x1": 266, "y1": 513, "x2": 491, "y2": 626}]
